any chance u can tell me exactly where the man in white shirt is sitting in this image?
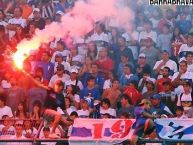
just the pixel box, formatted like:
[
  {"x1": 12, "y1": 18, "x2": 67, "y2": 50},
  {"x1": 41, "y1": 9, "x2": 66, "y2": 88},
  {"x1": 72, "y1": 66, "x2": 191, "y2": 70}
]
[
  {"x1": 178, "y1": 33, "x2": 193, "y2": 57},
  {"x1": 49, "y1": 64, "x2": 70, "y2": 88},
  {"x1": 0, "y1": 95, "x2": 13, "y2": 119},
  {"x1": 139, "y1": 20, "x2": 157, "y2": 43},
  {"x1": 172, "y1": 60, "x2": 193, "y2": 94},
  {"x1": 7, "y1": 7, "x2": 26, "y2": 39},
  {"x1": 65, "y1": 68, "x2": 83, "y2": 90},
  {"x1": 186, "y1": 52, "x2": 193, "y2": 72},
  {"x1": 9, "y1": 120, "x2": 31, "y2": 145},
  {"x1": 153, "y1": 50, "x2": 177, "y2": 75}
]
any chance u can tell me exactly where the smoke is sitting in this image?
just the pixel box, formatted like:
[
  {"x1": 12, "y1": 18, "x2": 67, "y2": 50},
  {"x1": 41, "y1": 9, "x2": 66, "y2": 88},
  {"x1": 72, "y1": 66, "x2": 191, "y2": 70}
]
[{"x1": 13, "y1": 0, "x2": 134, "y2": 69}]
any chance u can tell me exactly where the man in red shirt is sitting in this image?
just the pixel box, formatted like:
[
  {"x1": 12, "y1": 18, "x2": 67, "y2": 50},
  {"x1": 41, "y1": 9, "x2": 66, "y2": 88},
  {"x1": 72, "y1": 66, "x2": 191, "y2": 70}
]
[
  {"x1": 156, "y1": 66, "x2": 172, "y2": 93},
  {"x1": 95, "y1": 47, "x2": 114, "y2": 77}
]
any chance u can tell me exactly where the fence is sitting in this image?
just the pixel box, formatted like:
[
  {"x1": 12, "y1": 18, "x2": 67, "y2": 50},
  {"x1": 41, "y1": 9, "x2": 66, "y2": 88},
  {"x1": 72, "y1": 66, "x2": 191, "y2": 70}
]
[{"x1": 1, "y1": 118, "x2": 193, "y2": 145}]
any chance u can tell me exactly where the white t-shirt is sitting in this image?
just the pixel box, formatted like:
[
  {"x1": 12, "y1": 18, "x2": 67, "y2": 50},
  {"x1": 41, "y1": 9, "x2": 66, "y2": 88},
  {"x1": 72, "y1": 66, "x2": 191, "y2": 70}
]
[
  {"x1": 51, "y1": 50, "x2": 70, "y2": 63},
  {"x1": 172, "y1": 71, "x2": 193, "y2": 82},
  {"x1": 103, "y1": 79, "x2": 112, "y2": 90},
  {"x1": 77, "y1": 109, "x2": 89, "y2": 118},
  {"x1": 48, "y1": 74, "x2": 70, "y2": 88},
  {"x1": 65, "y1": 79, "x2": 83, "y2": 90},
  {"x1": 9, "y1": 135, "x2": 31, "y2": 145},
  {"x1": 187, "y1": 63, "x2": 193, "y2": 73},
  {"x1": 88, "y1": 32, "x2": 109, "y2": 43},
  {"x1": 153, "y1": 59, "x2": 178, "y2": 73},
  {"x1": 8, "y1": 17, "x2": 26, "y2": 39},
  {"x1": 100, "y1": 107, "x2": 116, "y2": 117},
  {"x1": 54, "y1": 62, "x2": 71, "y2": 73},
  {"x1": 178, "y1": 44, "x2": 193, "y2": 54},
  {"x1": 0, "y1": 106, "x2": 13, "y2": 119},
  {"x1": 139, "y1": 30, "x2": 157, "y2": 43}
]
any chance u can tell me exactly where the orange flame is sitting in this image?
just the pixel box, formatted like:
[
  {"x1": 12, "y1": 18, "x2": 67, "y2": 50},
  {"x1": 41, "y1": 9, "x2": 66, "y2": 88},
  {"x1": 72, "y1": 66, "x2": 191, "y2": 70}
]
[{"x1": 13, "y1": 37, "x2": 41, "y2": 70}]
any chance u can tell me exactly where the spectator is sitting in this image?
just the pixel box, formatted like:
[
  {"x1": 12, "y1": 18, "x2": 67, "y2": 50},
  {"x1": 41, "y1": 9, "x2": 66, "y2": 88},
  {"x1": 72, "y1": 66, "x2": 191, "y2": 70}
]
[
  {"x1": 40, "y1": 127, "x2": 57, "y2": 145},
  {"x1": 81, "y1": 63, "x2": 105, "y2": 92},
  {"x1": 119, "y1": 64, "x2": 138, "y2": 87},
  {"x1": 176, "y1": 13, "x2": 191, "y2": 34},
  {"x1": 35, "y1": 51, "x2": 54, "y2": 81},
  {"x1": 66, "y1": 84, "x2": 80, "y2": 109},
  {"x1": 30, "y1": 101, "x2": 42, "y2": 120},
  {"x1": 171, "y1": 27, "x2": 186, "y2": 57},
  {"x1": 99, "y1": 98, "x2": 116, "y2": 118},
  {"x1": 0, "y1": 25, "x2": 8, "y2": 54},
  {"x1": 28, "y1": 8, "x2": 45, "y2": 30},
  {"x1": 150, "y1": 94, "x2": 173, "y2": 117},
  {"x1": 156, "y1": 24, "x2": 172, "y2": 54},
  {"x1": 87, "y1": 41, "x2": 97, "y2": 61},
  {"x1": 23, "y1": 120, "x2": 38, "y2": 138},
  {"x1": 48, "y1": 64, "x2": 70, "y2": 88},
  {"x1": 117, "y1": 53, "x2": 134, "y2": 78},
  {"x1": 0, "y1": 9, "x2": 8, "y2": 29},
  {"x1": 15, "y1": 102, "x2": 28, "y2": 119},
  {"x1": 65, "y1": 68, "x2": 83, "y2": 90},
  {"x1": 9, "y1": 120, "x2": 31, "y2": 145},
  {"x1": 77, "y1": 99, "x2": 89, "y2": 118},
  {"x1": 95, "y1": 47, "x2": 114, "y2": 77},
  {"x1": 174, "y1": 106, "x2": 187, "y2": 119},
  {"x1": 7, "y1": 7, "x2": 26, "y2": 39},
  {"x1": 6, "y1": 76, "x2": 26, "y2": 113},
  {"x1": 54, "y1": 0, "x2": 69, "y2": 13},
  {"x1": 186, "y1": 52, "x2": 193, "y2": 72},
  {"x1": 115, "y1": 37, "x2": 134, "y2": 66},
  {"x1": 136, "y1": 53, "x2": 151, "y2": 79},
  {"x1": 139, "y1": 20, "x2": 157, "y2": 43},
  {"x1": 0, "y1": 115, "x2": 15, "y2": 139},
  {"x1": 153, "y1": 50, "x2": 177, "y2": 76},
  {"x1": 102, "y1": 79, "x2": 121, "y2": 109},
  {"x1": 79, "y1": 56, "x2": 93, "y2": 77},
  {"x1": 51, "y1": 40, "x2": 70, "y2": 63},
  {"x1": 178, "y1": 32, "x2": 193, "y2": 58},
  {"x1": 80, "y1": 76, "x2": 101, "y2": 109},
  {"x1": 172, "y1": 60, "x2": 193, "y2": 89},
  {"x1": 123, "y1": 81, "x2": 141, "y2": 105},
  {"x1": 117, "y1": 94, "x2": 134, "y2": 118},
  {"x1": 69, "y1": 45, "x2": 83, "y2": 69},
  {"x1": 177, "y1": 79, "x2": 193, "y2": 113},
  {"x1": 156, "y1": 67, "x2": 172, "y2": 93},
  {"x1": 62, "y1": 96, "x2": 77, "y2": 116},
  {"x1": 103, "y1": 71, "x2": 115, "y2": 90},
  {"x1": 140, "y1": 36, "x2": 160, "y2": 69},
  {"x1": 142, "y1": 78, "x2": 156, "y2": 100}
]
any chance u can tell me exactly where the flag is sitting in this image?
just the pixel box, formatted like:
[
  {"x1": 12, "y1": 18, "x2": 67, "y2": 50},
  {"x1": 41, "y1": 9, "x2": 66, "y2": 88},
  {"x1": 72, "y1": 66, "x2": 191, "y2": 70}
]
[
  {"x1": 155, "y1": 119, "x2": 193, "y2": 140},
  {"x1": 69, "y1": 118, "x2": 135, "y2": 145}
]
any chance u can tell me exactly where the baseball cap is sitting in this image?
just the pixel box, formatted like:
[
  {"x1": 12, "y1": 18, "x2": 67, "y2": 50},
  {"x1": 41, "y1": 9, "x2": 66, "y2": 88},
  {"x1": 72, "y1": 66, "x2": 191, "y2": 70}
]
[
  {"x1": 15, "y1": 120, "x2": 23, "y2": 125},
  {"x1": 55, "y1": 53, "x2": 63, "y2": 57},
  {"x1": 33, "y1": 8, "x2": 40, "y2": 13},
  {"x1": 139, "y1": 53, "x2": 146, "y2": 58},
  {"x1": 70, "y1": 68, "x2": 78, "y2": 73},
  {"x1": 145, "y1": 77, "x2": 156, "y2": 84},
  {"x1": 182, "y1": 79, "x2": 192, "y2": 86},
  {"x1": 151, "y1": 94, "x2": 161, "y2": 100},
  {"x1": 56, "y1": 11, "x2": 64, "y2": 15},
  {"x1": 56, "y1": 64, "x2": 64, "y2": 70}
]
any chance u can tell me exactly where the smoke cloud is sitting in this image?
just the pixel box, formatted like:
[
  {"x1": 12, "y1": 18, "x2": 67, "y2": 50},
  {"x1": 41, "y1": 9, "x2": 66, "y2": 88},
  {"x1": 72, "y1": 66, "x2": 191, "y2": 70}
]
[{"x1": 13, "y1": 0, "x2": 134, "y2": 69}]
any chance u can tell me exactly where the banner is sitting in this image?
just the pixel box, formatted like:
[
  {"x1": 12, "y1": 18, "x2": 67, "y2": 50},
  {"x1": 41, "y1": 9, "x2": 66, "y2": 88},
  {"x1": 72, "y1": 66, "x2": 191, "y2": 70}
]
[
  {"x1": 69, "y1": 118, "x2": 135, "y2": 145},
  {"x1": 155, "y1": 119, "x2": 193, "y2": 140}
]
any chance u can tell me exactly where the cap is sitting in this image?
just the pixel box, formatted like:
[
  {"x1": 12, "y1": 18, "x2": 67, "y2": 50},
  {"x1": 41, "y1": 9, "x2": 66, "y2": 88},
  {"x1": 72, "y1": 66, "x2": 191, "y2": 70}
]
[
  {"x1": 56, "y1": 64, "x2": 64, "y2": 70},
  {"x1": 139, "y1": 53, "x2": 146, "y2": 58},
  {"x1": 139, "y1": 99, "x2": 151, "y2": 106},
  {"x1": 182, "y1": 79, "x2": 192, "y2": 86},
  {"x1": 70, "y1": 68, "x2": 78, "y2": 73},
  {"x1": 145, "y1": 77, "x2": 156, "y2": 84},
  {"x1": 33, "y1": 8, "x2": 40, "y2": 13},
  {"x1": 143, "y1": 35, "x2": 153, "y2": 40},
  {"x1": 15, "y1": 120, "x2": 23, "y2": 125},
  {"x1": 55, "y1": 53, "x2": 63, "y2": 57},
  {"x1": 56, "y1": 11, "x2": 64, "y2": 15},
  {"x1": 151, "y1": 94, "x2": 161, "y2": 100}
]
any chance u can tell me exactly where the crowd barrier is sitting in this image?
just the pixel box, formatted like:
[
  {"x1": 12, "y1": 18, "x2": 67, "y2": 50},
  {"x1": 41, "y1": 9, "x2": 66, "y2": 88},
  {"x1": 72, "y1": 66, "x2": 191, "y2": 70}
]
[{"x1": 0, "y1": 118, "x2": 193, "y2": 145}]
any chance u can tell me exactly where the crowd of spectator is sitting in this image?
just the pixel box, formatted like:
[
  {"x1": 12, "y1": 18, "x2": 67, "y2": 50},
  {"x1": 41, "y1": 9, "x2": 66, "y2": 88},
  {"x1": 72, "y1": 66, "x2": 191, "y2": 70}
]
[{"x1": 0, "y1": 0, "x2": 193, "y2": 144}]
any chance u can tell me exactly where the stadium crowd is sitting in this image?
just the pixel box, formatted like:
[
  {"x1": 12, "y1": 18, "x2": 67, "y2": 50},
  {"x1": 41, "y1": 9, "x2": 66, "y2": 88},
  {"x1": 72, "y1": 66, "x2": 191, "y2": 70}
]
[{"x1": 0, "y1": 0, "x2": 193, "y2": 144}]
